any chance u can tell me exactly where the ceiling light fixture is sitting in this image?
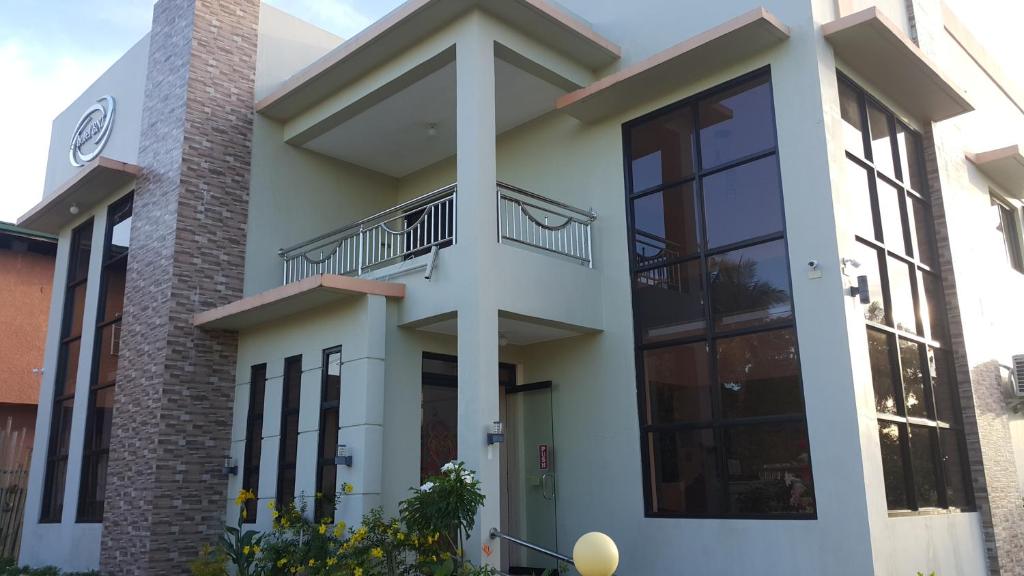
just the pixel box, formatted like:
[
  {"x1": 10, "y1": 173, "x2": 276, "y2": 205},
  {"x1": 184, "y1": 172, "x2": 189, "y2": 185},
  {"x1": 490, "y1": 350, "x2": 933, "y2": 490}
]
[{"x1": 426, "y1": 122, "x2": 438, "y2": 137}]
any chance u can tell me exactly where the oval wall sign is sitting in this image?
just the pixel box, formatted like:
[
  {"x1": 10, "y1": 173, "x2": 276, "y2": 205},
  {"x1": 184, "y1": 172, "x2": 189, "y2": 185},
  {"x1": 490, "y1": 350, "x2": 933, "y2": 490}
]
[{"x1": 69, "y1": 95, "x2": 116, "y2": 167}]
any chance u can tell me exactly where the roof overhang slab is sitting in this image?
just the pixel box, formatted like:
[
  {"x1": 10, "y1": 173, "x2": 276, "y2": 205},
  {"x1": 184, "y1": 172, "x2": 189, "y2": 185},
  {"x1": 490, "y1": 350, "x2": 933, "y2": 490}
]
[
  {"x1": 823, "y1": 7, "x2": 973, "y2": 122},
  {"x1": 258, "y1": 0, "x2": 619, "y2": 123},
  {"x1": 17, "y1": 156, "x2": 139, "y2": 235},
  {"x1": 556, "y1": 8, "x2": 790, "y2": 123},
  {"x1": 193, "y1": 274, "x2": 406, "y2": 331},
  {"x1": 968, "y1": 145, "x2": 1024, "y2": 199}
]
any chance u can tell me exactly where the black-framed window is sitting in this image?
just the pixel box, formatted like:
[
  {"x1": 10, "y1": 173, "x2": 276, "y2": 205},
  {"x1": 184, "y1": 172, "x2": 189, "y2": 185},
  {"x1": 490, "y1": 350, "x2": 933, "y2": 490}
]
[
  {"x1": 838, "y1": 74, "x2": 973, "y2": 513},
  {"x1": 77, "y1": 193, "x2": 132, "y2": 523},
  {"x1": 625, "y1": 68, "x2": 816, "y2": 518},
  {"x1": 315, "y1": 347, "x2": 342, "y2": 522},
  {"x1": 41, "y1": 219, "x2": 94, "y2": 523},
  {"x1": 277, "y1": 355, "x2": 302, "y2": 507},
  {"x1": 991, "y1": 193, "x2": 1024, "y2": 273},
  {"x1": 242, "y1": 363, "x2": 267, "y2": 522}
]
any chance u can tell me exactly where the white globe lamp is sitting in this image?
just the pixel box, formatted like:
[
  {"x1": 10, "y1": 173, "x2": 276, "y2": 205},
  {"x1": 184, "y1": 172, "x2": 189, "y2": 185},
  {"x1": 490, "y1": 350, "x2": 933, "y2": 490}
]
[{"x1": 572, "y1": 532, "x2": 619, "y2": 576}]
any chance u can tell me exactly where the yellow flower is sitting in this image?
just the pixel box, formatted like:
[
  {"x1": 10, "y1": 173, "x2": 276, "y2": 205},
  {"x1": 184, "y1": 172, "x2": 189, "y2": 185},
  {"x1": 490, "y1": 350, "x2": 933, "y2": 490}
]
[
  {"x1": 371, "y1": 548, "x2": 384, "y2": 559},
  {"x1": 354, "y1": 568, "x2": 364, "y2": 576},
  {"x1": 271, "y1": 510, "x2": 280, "y2": 519},
  {"x1": 277, "y1": 558, "x2": 287, "y2": 567},
  {"x1": 242, "y1": 546, "x2": 251, "y2": 556},
  {"x1": 234, "y1": 489, "x2": 256, "y2": 506},
  {"x1": 326, "y1": 557, "x2": 337, "y2": 567},
  {"x1": 253, "y1": 546, "x2": 261, "y2": 555},
  {"x1": 396, "y1": 532, "x2": 405, "y2": 542},
  {"x1": 316, "y1": 492, "x2": 323, "y2": 499},
  {"x1": 332, "y1": 523, "x2": 345, "y2": 538},
  {"x1": 308, "y1": 559, "x2": 316, "y2": 567},
  {"x1": 240, "y1": 508, "x2": 248, "y2": 520},
  {"x1": 343, "y1": 482, "x2": 354, "y2": 494},
  {"x1": 267, "y1": 500, "x2": 276, "y2": 510}
]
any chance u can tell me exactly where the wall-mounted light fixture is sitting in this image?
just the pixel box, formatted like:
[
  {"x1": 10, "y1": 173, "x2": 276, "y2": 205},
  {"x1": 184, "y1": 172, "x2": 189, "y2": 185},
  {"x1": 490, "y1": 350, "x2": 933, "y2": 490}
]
[
  {"x1": 487, "y1": 421, "x2": 505, "y2": 445},
  {"x1": 223, "y1": 454, "x2": 238, "y2": 476},
  {"x1": 335, "y1": 444, "x2": 353, "y2": 467},
  {"x1": 69, "y1": 203, "x2": 80, "y2": 215}
]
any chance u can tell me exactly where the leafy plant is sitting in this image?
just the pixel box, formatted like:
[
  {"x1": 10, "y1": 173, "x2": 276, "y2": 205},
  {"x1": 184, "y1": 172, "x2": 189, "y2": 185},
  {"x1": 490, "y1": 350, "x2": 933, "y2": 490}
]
[
  {"x1": 189, "y1": 544, "x2": 228, "y2": 576},
  {"x1": 221, "y1": 489, "x2": 265, "y2": 576},
  {"x1": 400, "y1": 461, "x2": 485, "y2": 566}
]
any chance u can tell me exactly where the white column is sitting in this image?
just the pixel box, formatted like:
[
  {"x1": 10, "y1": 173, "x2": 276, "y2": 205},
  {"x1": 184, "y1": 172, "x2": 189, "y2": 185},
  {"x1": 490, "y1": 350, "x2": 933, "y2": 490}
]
[
  {"x1": 337, "y1": 294, "x2": 387, "y2": 529},
  {"x1": 454, "y1": 15, "x2": 501, "y2": 568}
]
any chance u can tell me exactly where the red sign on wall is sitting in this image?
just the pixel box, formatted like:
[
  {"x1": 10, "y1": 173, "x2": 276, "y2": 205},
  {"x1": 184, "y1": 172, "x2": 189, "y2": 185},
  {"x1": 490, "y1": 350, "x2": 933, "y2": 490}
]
[{"x1": 538, "y1": 444, "x2": 549, "y2": 470}]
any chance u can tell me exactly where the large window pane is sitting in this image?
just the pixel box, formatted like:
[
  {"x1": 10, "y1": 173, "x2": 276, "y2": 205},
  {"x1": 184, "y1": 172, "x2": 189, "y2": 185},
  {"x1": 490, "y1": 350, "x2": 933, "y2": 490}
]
[
  {"x1": 629, "y1": 106, "x2": 695, "y2": 192},
  {"x1": 851, "y1": 242, "x2": 886, "y2": 323},
  {"x1": 95, "y1": 324, "x2": 120, "y2": 388},
  {"x1": 899, "y1": 339, "x2": 928, "y2": 419},
  {"x1": 67, "y1": 283, "x2": 87, "y2": 338},
  {"x1": 101, "y1": 258, "x2": 127, "y2": 323},
  {"x1": 929, "y1": 348, "x2": 958, "y2": 425},
  {"x1": 845, "y1": 160, "x2": 876, "y2": 241},
  {"x1": 867, "y1": 104, "x2": 895, "y2": 177},
  {"x1": 649, "y1": 429, "x2": 721, "y2": 515},
  {"x1": 634, "y1": 261, "x2": 705, "y2": 343},
  {"x1": 877, "y1": 179, "x2": 907, "y2": 254},
  {"x1": 699, "y1": 76, "x2": 775, "y2": 169},
  {"x1": 909, "y1": 426, "x2": 940, "y2": 508},
  {"x1": 940, "y1": 431, "x2": 969, "y2": 509},
  {"x1": 888, "y1": 257, "x2": 918, "y2": 334},
  {"x1": 895, "y1": 123, "x2": 924, "y2": 192},
  {"x1": 838, "y1": 81, "x2": 865, "y2": 156},
  {"x1": 717, "y1": 329, "x2": 802, "y2": 419},
  {"x1": 919, "y1": 273, "x2": 947, "y2": 342},
  {"x1": 868, "y1": 329, "x2": 899, "y2": 415},
  {"x1": 633, "y1": 184, "x2": 701, "y2": 264},
  {"x1": 723, "y1": 423, "x2": 815, "y2": 515},
  {"x1": 907, "y1": 196, "x2": 935, "y2": 267},
  {"x1": 709, "y1": 239, "x2": 792, "y2": 332},
  {"x1": 643, "y1": 343, "x2": 712, "y2": 424},
  {"x1": 70, "y1": 224, "x2": 93, "y2": 283},
  {"x1": 878, "y1": 421, "x2": 908, "y2": 509},
  {"x1": 702, "y1": 156, "x2": 783, "y2": 249},
  {"x1": 59, "y1": 339, "x2": 81, "y2": 396}
]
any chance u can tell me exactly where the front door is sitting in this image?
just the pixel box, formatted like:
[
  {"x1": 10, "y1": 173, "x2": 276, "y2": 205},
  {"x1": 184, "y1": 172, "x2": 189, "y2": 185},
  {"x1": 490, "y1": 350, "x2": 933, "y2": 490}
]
[{"x1": 504, "y1": 382, "x2": 558, "y2": 574}]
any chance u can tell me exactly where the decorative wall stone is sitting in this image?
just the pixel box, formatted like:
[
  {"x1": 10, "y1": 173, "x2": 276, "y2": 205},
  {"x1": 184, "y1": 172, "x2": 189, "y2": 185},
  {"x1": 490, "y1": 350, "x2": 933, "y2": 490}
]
[
  {"x1": 924, "y1": 126, "x2": 1024, "y2": 576},
  {"x1": 100, "y1": 0, "x2": 259, "y2": 573}
]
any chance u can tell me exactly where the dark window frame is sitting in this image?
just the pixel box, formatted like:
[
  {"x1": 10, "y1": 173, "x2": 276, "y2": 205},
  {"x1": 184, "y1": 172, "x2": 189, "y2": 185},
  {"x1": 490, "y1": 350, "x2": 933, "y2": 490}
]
[
  {"x1": 277, "y1": 355, "x2": 303, "y2": 508},
  {"x1": 315, "y1": 346, "x2": 342, "y2": 522},
  {"x1": 624, "y1": 67, "x2": 817, "y2": 519},
  {"x1": 41, "y1": 218, "x2": 94, "y2": 523},
  {"x1": 991, "y1": 193, "x2": 1024, "y2": 274},
  {"x1": 242, "y1": 363, "x2": 267, "y2": 523},
  {"x1": 838, "y1": 73, "x2": 974, "y2": 514},
  {"x1": 76, "y1": 193, "x2": 132, "y2": 523}
]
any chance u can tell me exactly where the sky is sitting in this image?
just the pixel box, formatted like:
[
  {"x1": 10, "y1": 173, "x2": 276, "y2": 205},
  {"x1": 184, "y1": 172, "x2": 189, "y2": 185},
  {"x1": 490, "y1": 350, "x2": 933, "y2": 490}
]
[{"x1": 0, "y1": 0, "x2": 1020, "y2": 223}]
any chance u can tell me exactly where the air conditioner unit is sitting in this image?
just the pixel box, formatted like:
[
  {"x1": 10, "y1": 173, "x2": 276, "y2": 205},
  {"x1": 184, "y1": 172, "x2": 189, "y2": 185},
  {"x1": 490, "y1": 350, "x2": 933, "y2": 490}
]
[{"x1": 1013, "y1": 355, "x2": 1024, "y2": 398}]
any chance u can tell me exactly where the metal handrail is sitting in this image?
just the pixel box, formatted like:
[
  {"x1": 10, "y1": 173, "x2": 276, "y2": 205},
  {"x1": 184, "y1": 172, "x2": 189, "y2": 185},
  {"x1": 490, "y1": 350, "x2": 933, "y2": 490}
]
[
  {"x1": 489, "y1": 528, "x2": 574, "y2": 566},
  {"x1": 497, "y1": 181, "x2": 595, "y2": 221},
  {"x1": 497, "y1": 184, "x2": 596, "y2": 267},
  {"x1": 278, "y1": 183, "x2": 457, "y2": 257}
]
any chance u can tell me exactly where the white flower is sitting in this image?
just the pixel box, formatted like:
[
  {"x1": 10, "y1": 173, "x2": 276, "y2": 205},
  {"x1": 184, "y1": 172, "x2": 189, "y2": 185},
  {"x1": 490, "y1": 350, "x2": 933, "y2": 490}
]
[
  {"x1": 419, "y1": 481, "x2": 435, "y2": 492},
  {"x1": 461, "y1": 471, "x2": 474, "y2": 483},
  {"x1": 441, "y1": 462, "x2": 457, "y2": 473}
]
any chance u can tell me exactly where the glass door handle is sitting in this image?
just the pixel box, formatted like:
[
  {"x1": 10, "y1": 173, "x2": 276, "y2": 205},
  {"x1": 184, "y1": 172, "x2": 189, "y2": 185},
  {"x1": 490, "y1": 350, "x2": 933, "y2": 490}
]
[{"x1": 541, "y1": 472, "x2": 555, "y2": 500}]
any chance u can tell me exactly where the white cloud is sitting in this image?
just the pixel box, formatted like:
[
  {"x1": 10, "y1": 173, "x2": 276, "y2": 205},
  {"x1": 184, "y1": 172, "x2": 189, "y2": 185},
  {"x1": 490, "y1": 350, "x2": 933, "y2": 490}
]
[{"x1": 0, "y1": 39, "x2": 115, "y2": 222}]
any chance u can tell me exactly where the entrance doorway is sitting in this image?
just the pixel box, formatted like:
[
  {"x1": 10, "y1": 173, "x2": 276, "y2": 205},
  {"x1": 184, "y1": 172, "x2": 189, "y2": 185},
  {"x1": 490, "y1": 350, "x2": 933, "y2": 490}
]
[{"x1": 420, "y1": 353, "x2": 558, "y2": 574}]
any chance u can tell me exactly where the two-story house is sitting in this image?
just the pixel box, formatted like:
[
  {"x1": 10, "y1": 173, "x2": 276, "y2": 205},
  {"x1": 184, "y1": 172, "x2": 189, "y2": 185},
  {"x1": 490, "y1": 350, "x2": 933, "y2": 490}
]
[{"x1": 14, "y1": 0, "x2": 1024, "y2": 574}]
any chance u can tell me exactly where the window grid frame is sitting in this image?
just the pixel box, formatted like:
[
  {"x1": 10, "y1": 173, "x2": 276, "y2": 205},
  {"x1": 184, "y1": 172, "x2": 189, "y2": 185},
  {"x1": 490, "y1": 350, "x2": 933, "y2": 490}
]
[
  {"x1": 839, "y1": 73, "x2": 974, "y2": 514},
  {"x1": 625, "y1": 67, "x2": 816, "y2": 519},
  {"x1": 242, "y1": 363, "x2": 267, "y2": 523},
  {"x1": 991, "y1": 192, "x2": 1024, "y2": 274},
  {"x1": 41, "y1": 219, "x2": 94, "y2": 524},
  {"x1": 277, "y1": 355, "x2": 303, "y2": 508}
]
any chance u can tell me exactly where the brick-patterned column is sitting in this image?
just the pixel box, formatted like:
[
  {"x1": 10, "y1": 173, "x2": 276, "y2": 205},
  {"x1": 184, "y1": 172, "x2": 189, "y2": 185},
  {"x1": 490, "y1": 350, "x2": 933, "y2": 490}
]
[
  {"x1": 923, "y1": 127, "x2": 1024, "y2": 576},
  {"x1": 101, "y1": 0, "x2": 259, "y2": 573}
]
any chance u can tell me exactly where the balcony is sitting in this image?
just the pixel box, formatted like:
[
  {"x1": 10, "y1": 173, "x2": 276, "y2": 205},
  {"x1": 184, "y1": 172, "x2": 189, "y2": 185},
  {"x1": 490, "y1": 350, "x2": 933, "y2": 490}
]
[{"x1": 278, "y1": 183, "x2": 596, "y2": 285}]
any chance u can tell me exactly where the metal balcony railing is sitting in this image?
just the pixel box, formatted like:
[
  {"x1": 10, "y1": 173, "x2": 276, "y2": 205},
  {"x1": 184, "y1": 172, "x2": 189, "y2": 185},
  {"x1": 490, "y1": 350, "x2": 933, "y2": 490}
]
[
  {"x1": 278, "y1": 182, "x2": 597, "y2": 285},
  {"x1": 497, "y1": 182, "x2": 596, "y2": 267},
  {"x1": 278, "y1": 184, "x2": 456, "y2": 284}
]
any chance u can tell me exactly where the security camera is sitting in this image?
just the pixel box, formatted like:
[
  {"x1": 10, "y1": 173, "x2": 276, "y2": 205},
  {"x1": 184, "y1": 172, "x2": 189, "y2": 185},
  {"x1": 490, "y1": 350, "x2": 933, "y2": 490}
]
[{"x1": 807, "y1": 260, "x2": 819, "y2": 269}]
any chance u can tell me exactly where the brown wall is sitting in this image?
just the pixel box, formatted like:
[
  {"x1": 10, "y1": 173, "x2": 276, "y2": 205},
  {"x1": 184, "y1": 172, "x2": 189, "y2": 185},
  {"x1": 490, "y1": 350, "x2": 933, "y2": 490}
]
[{"x1": 0, "y1": 248, "x2": 55, "y2": 406}]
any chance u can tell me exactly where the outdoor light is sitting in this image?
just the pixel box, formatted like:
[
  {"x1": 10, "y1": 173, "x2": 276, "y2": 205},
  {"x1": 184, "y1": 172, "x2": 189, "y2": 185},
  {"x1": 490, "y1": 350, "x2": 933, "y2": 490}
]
[
  {"x1": 69, "y1": 203, "x2": 80, "y2": 215},
  {"x1": 335, "y1": 444, "x2": 353, "y2": 467},
  {"x1": 487, "y1": 421, "x2": 505, "y2": 445},
  {"x1": 222, "y1": 454, "x2": 238, "y2": 476},
  {"x1": 426, "y1": 122, "x2": 438, "y2": 137},
  {"x1": 572, "y1": 532, "x2": 619, "y2": 576}
]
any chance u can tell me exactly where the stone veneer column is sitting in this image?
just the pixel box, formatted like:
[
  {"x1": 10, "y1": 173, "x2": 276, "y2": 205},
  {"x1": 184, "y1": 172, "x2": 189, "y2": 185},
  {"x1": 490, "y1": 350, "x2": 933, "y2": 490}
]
[
  {"x1": 923, "y1": 126, "x2": 1024, "y2": 576},
  {"x1": 101, "y1": 0, "x2": 259, "y2": 573}
]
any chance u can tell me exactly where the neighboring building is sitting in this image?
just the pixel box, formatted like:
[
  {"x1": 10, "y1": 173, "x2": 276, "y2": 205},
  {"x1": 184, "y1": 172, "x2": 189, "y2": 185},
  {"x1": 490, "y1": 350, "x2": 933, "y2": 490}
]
[
  {"x1": 13, "y1": 0, "x2": 1024, "y2": 574},
  {"x1": 0, "y1": 222, "x2": 57, "y2": 445}
]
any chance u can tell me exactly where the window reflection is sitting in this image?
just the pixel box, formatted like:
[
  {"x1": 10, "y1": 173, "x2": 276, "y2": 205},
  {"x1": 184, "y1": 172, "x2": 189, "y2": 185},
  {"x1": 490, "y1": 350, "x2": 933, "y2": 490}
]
[
  {"x1": 909, "y1": 426, "x2": 940, "y2": 508},
  {"x1": 845, "y1": 160, "x2": 876, "y2": 241},
  {"x1": 852, "y1": 242, "x2": 886, "y2": 324},
  {"x1": 699, "y1": 76, "x2": 775, "y2": 169},
  {"x1": 650, "y1": 429, "x2": 721, "y2": 515},
  {"x1": 724, "y1": 423, "x2": 815, "y2": 515},
  {"x1": 644, "y1": 343, "x2": 711, "y2": 424},
  {"x1": 634, "y1": 261, "x2": 705, "y2": 343},
  {"x1": 867, "y1": 104, "x2": 895, "y2": 176},
  {"x1": 633, "y1": 184, "x2": 701, "y2": 264},
  {"x1": 630, "y1": 106, "x2": 695, "y2": 192},
  {"x1": 717, "y1": 329, "x2": 802, "y2": 419},
  {"x1": 878, "y1": 421, "x2": 908, "y2": 509},
  {"x1": 702, "y1": 156, "x2": 783, "y2": 249},
  {"x1": 838, "y1": 81, "x2": 865, "y2": 156},
  {"x1": 868, "y1": 329, "x2": 899, "y2": 415},
  {"x1": 899, "y1": 339, "x2": 927, "y2": 419},
  {"x1": 709, "y1": 239, "x2": 792, "y2": 331},
  {"x1": 888, "y1": 257, "x2": 917, "y2": 334}
]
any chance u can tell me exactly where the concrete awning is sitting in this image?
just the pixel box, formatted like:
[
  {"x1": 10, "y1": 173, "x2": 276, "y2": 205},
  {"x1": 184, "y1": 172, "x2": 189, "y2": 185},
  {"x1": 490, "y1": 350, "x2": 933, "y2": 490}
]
[
  {"x1": 17, "y1": 157, "x2": 139, "y2": 235},
  {"x1": 968, "y1": 144, "x2": 1024, "y2": 199},
  {"x1": 556, "y1": 7, "x2": 790, "y2": 123},
  {"x1": 823, "y1": 7, "x2": 973, "y2": 122},
  {"x1": 193, "y1": 274, "x2": 405, "y2": 331},
  {"x1": 256, "y1": 0, "x2": 621, "y2": 122}
]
